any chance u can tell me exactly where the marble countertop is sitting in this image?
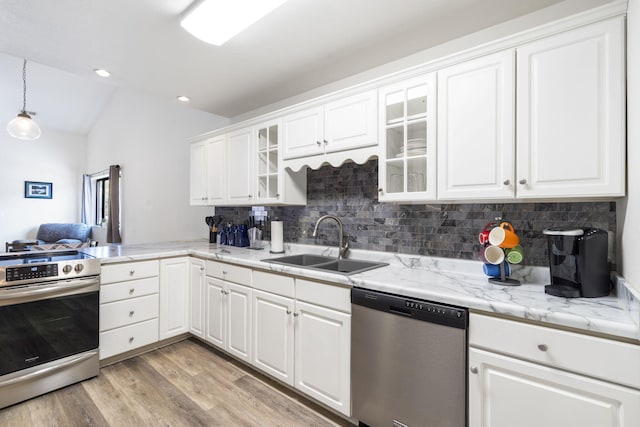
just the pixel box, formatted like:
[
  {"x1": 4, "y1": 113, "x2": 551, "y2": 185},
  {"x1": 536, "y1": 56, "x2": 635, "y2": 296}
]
[{"x1": 82, "y1": 240, "x2": 640, "y2": 342}]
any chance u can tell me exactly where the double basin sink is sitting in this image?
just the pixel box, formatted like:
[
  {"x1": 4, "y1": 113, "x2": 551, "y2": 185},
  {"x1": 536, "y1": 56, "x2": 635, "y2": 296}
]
[{"x1": 263, "y1": 254, "x2": 388, "y2": 276}]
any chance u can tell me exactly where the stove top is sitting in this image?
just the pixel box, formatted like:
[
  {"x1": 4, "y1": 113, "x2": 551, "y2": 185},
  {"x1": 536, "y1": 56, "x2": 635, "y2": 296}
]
[{"x1": 0, "y1": 250, "x2": 100, "y2": 287}]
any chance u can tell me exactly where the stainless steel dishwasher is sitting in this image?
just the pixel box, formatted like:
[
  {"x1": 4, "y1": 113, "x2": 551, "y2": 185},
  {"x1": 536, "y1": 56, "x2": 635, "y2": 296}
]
[{"x1": 351, "y1": 287, "x2": 468, "y2": 427}]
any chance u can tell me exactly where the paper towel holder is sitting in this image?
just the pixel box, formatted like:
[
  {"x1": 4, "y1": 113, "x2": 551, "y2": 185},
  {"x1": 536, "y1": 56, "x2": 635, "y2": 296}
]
[{"x1": 270, "y1": 219, "x2": 285, "y2": 254}]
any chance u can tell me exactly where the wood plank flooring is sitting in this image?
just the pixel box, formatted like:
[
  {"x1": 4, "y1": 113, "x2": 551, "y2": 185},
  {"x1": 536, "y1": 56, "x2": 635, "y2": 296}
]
[{"x1": 0, "y1": 339, "x2": 351, "y2": 426}]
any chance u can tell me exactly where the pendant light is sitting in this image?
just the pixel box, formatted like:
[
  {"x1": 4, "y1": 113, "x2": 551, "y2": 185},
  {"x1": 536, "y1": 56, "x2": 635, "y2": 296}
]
[{"x1": 7, "y1": 60, "x2": 41, "y2": 140}]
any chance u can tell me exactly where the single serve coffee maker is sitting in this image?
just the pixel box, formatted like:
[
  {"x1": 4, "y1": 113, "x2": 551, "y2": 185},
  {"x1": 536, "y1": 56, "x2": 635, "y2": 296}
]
[{"x1": 543, "y1": 228, "x2": 610, "y2": 298}]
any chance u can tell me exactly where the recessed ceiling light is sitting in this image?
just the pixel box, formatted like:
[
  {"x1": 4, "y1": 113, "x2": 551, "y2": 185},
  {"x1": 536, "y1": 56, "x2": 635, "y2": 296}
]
[
  {"x1": 180, "y1": 0, "x2": 289, "y2": 46},
  {"x1": 177, "y1": 95, "x2": 191, "y2": 102},
  {"x1": 94, "y1": 68, "x2": 111, "y2": 78}
]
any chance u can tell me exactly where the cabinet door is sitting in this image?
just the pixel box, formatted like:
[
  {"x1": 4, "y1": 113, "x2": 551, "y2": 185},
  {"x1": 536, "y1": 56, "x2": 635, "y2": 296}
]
[
  {"x1": 226, "y1": 128, "x2": 254, "y2": 205},
  {"x1": 252, "y1": 290, "x2": 294, "y2": 385},
  {"x1": 516, "y1": 17, "x2": 625, "y2": 198},
  {"x1": 378, "y1": 74, "x2": 437, "y2": 202},
  {"x1": 189, "y1": 140, "x2": 208, "y2": 205},
  {"x1": 189, "y1": 259, "x2": 206, "y2": 338},
  {"x1": 283, "y1": 106, "x2": 324, "y2": 159},
  {"x1": 205, "y1": 135, "x2": 227, "y2": 204},
  {"x1": 469, "y1": 348, "x2": 640, "y2": 427},
  {"x1": 159, "y1": 258, "x2": 189, "y2": 340},
  {"x1": 438, "y1": 50, "x2": 515, "y2": 200},
  {"x1": 256, "y1": 120, "x2": 282, "y2": 203},
  {"x1": 294, "y1": 301, "x2": 351, "y2": 416},
  {"x1": 226, "y1": 282, "x2": 252, "y2": 363},
  {"x1": 324, "y1": 90, "x2": 377, "y2": 153},
  {"x1": 205, "y1": 276, "x2": 226, "y2": 348}
]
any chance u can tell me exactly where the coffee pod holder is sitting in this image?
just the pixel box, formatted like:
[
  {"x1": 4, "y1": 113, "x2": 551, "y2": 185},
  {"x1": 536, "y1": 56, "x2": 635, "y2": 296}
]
[{"x1": 488, "y1": 260, "x2": 521, "y2": 286}]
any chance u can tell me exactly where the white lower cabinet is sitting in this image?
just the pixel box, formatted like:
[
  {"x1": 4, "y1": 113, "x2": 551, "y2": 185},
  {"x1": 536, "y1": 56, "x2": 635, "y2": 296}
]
[
  {"x1": 99, "y1": 260, "x2": 160, "y2": 360},
  {"x1": 469, "y1": 313, "x2": 640, "y2": 427},
  {"x1": 189, "y1": 258, "x2": 206, "y2": 338},
  {"x1": 159, "y1": 258, "x2": 190, "y2": 340},
  {"x1": 204, "y1": 262, "x2": 253, "y2": 364}
]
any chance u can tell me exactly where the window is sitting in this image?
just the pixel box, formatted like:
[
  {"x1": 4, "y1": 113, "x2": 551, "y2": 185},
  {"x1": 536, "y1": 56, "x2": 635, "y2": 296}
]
[{"x1": 95, "y1": 177, "x2": 110, "y2": 226}]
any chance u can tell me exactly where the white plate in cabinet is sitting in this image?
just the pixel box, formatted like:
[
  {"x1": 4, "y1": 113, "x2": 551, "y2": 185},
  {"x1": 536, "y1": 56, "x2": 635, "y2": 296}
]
[
  {"x1": 100, "y1": 294, "x2": 159, "y2": 332},
  {"x1": 100, "y1": 277, "x2": 159, "y2": 304},
  {"x1": 437, "y1": 50, "x2": 515, "y2": 200},
  {"x1": 100, "y1": 260, "x2": 159, "y2": 285},
  {"x1": 99, "y1": 318, "x2": 159, "y2": 360},
  {"x1": 515, "y1": 17, "x2": 625, "y2": 199}
]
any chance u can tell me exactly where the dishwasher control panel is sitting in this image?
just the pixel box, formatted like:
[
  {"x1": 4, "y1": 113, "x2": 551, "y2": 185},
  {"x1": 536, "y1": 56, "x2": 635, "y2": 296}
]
[{"x1": 352, "y1": 287, "x2": 467, "y2": 329}]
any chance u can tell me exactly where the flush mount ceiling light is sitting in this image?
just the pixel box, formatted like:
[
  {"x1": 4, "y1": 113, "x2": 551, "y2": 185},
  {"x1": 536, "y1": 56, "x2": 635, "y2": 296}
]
[
  {"x1": 180, "y1": 0, "x2": 289, "y2": 46},
  {"x1": 6, "y1": 59, "x2": 41, "y2": 141},
  {"x1": 94, "y1": 68, "x2": 111, "y2": 78},
  {"x1": 177, "y1": 95, "x2": 191, "y2": 102}
]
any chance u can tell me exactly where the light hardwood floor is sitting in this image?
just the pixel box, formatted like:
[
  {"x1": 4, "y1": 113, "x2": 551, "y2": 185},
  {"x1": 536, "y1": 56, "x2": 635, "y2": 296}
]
[{"x1": 0, "y1": 339, "x2": 351, "y2": 426}]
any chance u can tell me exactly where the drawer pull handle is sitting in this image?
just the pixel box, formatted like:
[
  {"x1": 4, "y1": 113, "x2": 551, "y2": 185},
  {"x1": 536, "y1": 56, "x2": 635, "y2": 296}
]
[
  {"x1": 129, "y1": 337, "x2": 134, "y2": 343},
  {"x1": 129, "y1": 288, "x2": 135, "y2": 294},
  {"x1": 129, "y1": 310, "x2": 135, "y2": 317},
  {"x1": 538, "y1": 344, "x2": 548, "y2": 352},
  {"x1": 470, "y1": 366, "x2": 478, "y2": 374}
]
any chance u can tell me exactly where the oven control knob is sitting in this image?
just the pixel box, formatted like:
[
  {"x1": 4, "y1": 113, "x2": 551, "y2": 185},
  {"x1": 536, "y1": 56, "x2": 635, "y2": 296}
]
[
  {"x1": 62, "y1": 265, "x2": 73, "y2": 274},
  {"x1": 74, "y1": 264, "x2": 84, "y2": 273}
]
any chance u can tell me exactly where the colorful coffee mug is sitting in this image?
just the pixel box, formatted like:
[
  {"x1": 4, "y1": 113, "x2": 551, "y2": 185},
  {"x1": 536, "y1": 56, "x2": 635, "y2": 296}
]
[
  {"x1": 483, "y1": 262, "x2": 510, "y2": 277},
  {"x1": 506, "y1": 245, "x2": 524, "y2": 264},
  {"x1": 478, "y1": 222, "x2": 496, "y2": 245},
  {"x1": 488, "y1": 222, "x2": 519, "y2": 249},
  {"x1": 482, "y1": 245, "x2": 505, "y2": 265}
]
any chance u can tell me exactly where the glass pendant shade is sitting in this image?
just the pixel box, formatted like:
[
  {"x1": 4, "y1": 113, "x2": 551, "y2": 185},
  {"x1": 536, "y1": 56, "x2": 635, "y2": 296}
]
[{"x1": 7, "y1": 112, "x2": 41, "y2": 140}]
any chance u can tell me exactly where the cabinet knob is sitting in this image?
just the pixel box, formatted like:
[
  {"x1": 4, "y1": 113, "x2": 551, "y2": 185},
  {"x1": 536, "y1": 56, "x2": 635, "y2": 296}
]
[
  {"x1": 248, "y1": 194, "x2": 252, "y2": 198},
  {"x1": 470, "y1": 366, "x2": 478, "y2": 374},
  {"x1": 323, "y1": 140, "x2": 328, "y2": 145},
  {"x1": 293, "y1": 312, "x2": 299, "y2": 317},
  {"x1": 378, "y1": 188, "x2": 383, "y2": 193},
  {"x1": 537, "y1": 344, "x2": 548, "y2": 352},
  {"x1": 276, "y1": 193, "x2": 280, "y2": 197},
  {"x1": 129, "y1": 269, "x2": 135, "y2": 275},
  {"x1": 286, "y1": 310, "x2": 292, "y2": 315},
  {"x1": 129, "y1": 288, "x2": 135, "y2": 294},
  {"x1": 129, "y1": 337, "x2": 135, "y2": 343},
  {"x1": 200, "y1": 267, "x2": 205, "y2": 271},
  {"x1": 129, "y1": 310, "x2": 135, "y2": 317},
  {"x1": 222, "y1": 270, "x2": 228, "y2": 275},
  {"x1": 519, "y1": 179, "x2": 527, "y2": 185},
  {"x1": 503, "y1": 179, "x2": 510, "y2": 186},
  {"x1": 316, "y1": 140, "x2": 322, "y2": 146}
]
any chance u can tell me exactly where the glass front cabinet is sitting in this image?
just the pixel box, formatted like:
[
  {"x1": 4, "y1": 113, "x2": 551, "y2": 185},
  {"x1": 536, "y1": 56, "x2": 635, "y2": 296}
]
[
  {"x1": 378, "y1": 73, "x2": 437, "y2": 202},
  {"x1": 256, "y1": 119, "x2": 281, "y2": 203}
]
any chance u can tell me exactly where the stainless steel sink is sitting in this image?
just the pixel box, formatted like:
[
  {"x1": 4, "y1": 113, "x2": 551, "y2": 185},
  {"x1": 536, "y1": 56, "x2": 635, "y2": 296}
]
[{"x1": 263, "y1": 253, "x2": 388, "y2": 275}]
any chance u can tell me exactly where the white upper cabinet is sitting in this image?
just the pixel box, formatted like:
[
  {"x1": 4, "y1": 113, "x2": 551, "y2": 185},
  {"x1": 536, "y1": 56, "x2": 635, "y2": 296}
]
[
  {"x1": 437, "y1": 50, "x2": 516, "y2": 200},
  {"x1": 516, "y1": 17, "x2": 625, "y2": 198},
  {"x1": 283, "y1": 90, "x2": 377, "y2": 160},
  {"x1": 255, "y1": 119, "x2": 307, "y2": 205},
  {"x1": 226, "y1": 127, "x2": 255, "y2": 205},
  {"x1": 378, "y1": 74, "x2": 437, "y2": 202},
  {"x1": 190, "y1": 136, "x2": 226, "y2": 205}
]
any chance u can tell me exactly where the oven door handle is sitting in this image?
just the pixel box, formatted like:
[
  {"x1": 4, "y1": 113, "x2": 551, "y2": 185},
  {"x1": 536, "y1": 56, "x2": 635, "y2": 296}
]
[
  {"x1": 0, "y1": 278, "x2": 99, "y2": 304},
  {"x1": 0, "y1": 351, "x2": 98, "y2": 389}
]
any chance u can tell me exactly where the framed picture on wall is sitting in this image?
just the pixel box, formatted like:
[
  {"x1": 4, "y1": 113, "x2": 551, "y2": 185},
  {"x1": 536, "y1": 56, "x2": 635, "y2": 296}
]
[{"x1": 24, "y1": 181, "x2": 53, "y2": 199}]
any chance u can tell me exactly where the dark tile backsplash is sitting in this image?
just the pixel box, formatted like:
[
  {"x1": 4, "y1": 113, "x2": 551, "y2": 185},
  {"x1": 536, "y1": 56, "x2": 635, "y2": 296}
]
[{"x1": 215, "y1": 160, "x2": 616, "y2": 267}]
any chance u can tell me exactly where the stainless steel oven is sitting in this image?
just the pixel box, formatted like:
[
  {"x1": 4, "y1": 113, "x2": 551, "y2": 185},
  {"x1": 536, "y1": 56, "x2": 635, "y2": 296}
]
[{"x1": 0, "y1": 251, "x2": 100, "y2": 409}]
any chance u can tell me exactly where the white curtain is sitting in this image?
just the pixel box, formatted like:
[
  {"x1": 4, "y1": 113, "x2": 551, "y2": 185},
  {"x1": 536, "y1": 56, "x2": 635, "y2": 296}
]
[{"x1": 81, "y1": 174, "x2": 92, "y2": 224}]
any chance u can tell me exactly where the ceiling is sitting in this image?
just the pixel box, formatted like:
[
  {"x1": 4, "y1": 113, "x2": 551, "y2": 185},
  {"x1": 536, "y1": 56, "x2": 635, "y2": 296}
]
[{"x1": 0, "y1": 0, "x2": 571, "y2": 133}]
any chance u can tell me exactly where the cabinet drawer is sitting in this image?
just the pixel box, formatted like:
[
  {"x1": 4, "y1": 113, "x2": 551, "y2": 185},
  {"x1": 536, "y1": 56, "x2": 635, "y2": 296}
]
[
  {"x1": 206, "y1": 261, "x2": 251, "y2": 286},
  {"x1": 296, "y1": 278, "x2": 351, "y2": 313},
  {"x1": 100, "y1": 294, "x2": 159, "y2": 332},
  {"x1": 253, "y1": 270, "x2": 294, "y2": 298},
  {"x1": 469, "y1": 313, "x2": 640, "y2": 389},
  {"x1": 100, "y1": 276, "x2": 159, "y2": 304},
  {"x1": 99, "y1": 318, "x2": 159, "y2": 360},
  {"x1": 101, "y1": 260, "x2": 159, "y2": 284}
]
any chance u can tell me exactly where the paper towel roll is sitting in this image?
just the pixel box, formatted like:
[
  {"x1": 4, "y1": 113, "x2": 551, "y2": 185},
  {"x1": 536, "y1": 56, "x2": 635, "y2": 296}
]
[{"x1": 271, "y1": 220, "x2": 284, "y2": 253}]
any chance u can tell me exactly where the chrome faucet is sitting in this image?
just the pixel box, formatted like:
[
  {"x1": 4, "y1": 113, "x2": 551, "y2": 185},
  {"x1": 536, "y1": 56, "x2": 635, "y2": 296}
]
[{"x1": 312, "y1": 214, "x2": 349, "y2": 259}]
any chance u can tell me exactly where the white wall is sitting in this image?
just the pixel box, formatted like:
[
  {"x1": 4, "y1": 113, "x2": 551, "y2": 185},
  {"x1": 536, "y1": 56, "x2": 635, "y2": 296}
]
[
  {"x1": 0, "y1": 129, "x2": 86, "y2": 246},
  {"x1": 86, "y1": 89, "x2": 227, "y2": 245},
  {"x1": 620, "y1": 0, "x2": 640, "y2": 291}
]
